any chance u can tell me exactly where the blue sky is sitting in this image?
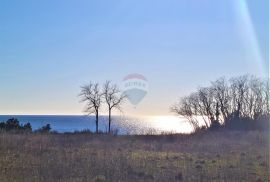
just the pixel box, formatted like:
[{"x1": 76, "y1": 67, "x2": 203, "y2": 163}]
[{"x1": 0, "y1": 0, "x2": 268, "y2": 115}]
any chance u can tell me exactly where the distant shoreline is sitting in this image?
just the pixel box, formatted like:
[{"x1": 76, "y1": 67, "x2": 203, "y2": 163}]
[{"x1": 0, "y1": 115, "x2": 192, "y2": 135}]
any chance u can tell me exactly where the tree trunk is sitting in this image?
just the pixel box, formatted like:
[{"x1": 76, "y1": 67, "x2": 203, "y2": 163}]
[
  {"x1": 96, "y1": 111, "x2": 99, "y2": 133},
  {"x1": 108, "y1": 109, "x2": 111, "y2": 133}
]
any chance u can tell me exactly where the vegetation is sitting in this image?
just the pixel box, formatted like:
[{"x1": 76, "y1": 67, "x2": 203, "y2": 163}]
[
  {"x1": 0, "y1": 118, "x2": 32, "y2": 132},
  {"x1": 103, "y1": 80, "x2": 126, "y2": 133},
  {"x1": 0, "y1": 75, "x2": 269, "y2": 181},
  {"x1": 36, "y1": 124, "x2": 52, "y2": 133},
  {"x1": 80, "y1": 82, "x2": 103, "y2": 133},
  {"x1": 80, "y1": 81, "x2": 126, "y2": 134},
  {"x1": 0, "y1": 118, "x2": 51, "y2": 133},
  {"x1": 0, "y1": 131, "x2": 268, "y2": 182},
  {"x1": 171, "y1": 75, "x2": 269, "y2": 131}
]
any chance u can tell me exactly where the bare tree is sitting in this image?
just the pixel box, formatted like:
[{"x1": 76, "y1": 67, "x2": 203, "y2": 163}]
[
  {"x1": 171, "y1": 94, "x2": 202, "y2": 131},
  {"x1": 229, "y1": 75, "x2": 249, "y2": 118},
  {"x1": 197, "y1": 87, "x2": 216, "y2": 127},
  {"x1": 171, "y1": 75, "x2": 269, "y2": 131},
  {"x1": 79, "y1": 82, "x2": 102, "y2": 133},
  {"x1": 103, "y1": 81, "x2": 126, "y2": 133},
  {"x1": 211, "y1": 77, "x2": 231, "y2": 122},
  {"x1": 263, "y1": 79, "x2": 270, "y2": 115}
]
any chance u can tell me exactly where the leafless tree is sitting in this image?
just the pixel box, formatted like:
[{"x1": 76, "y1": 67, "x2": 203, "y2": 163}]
[
  {"x1": 197, "y1": 87, "x2": 216, "y2": 126},
  {"x1": 263, "y1": 79, "x2": 270, "y2": 115},
  {"x1": 171, "y1": 75, "x2": 269, "y2": 130},
  {"x1": 79, "y1": 82, "x2": 102, "y2": 133},
  {"x1": 248, "y1": 77, "x2": 270, "y2": 119},
  {"x1": 229, "y1": 75, "x2": 249, "y2": 119},
  {"x1": 103, "y1": 81, "x2": 126, "y2": 133},
  {"x1": 211, "y1": 77, "x2": 231, "y2": 122},
  {"x1": 171, "y1": 96, "x2": 200, "y2": 130}
]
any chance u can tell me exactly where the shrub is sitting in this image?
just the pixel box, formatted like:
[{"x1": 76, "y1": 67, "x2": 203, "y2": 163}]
[
  {"x1": 0, "y1": 118, "x2": 32, "y2": 132},
  {"x1": 36, "y1": 124, "x2": 51, "y2": 133},
  {"x1": 209, "y1": 120, "x2": 221, "y2": 131},
  {"x1": 23, "y1": 122, "x2": 32, "y2": 131},
  {"x1": 224, "y1": 115, "x2": 269, "y2": 131},
  {"x1": 5, "y1": 118, "x2": 21, "y2": 131}
]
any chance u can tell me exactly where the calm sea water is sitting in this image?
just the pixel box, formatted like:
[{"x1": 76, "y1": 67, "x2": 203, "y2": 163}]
[{"x1": 0, "y1": 115, "x2": 193, "y2": 135}]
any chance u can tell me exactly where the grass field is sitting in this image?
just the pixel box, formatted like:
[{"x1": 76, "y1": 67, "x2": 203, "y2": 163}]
[{"x1": 0, "y1": 131, "x2": 269, "y2": 182}]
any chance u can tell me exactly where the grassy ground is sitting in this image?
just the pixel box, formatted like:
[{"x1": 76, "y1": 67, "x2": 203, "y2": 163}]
[{"x1": 0, "y1": 131, "x2": 269, "y2": 182}]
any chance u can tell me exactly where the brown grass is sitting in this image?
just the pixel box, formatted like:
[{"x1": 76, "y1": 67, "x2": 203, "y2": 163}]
[{"x1": 0, "y1": 131, "x2": 269, "y2": 182}]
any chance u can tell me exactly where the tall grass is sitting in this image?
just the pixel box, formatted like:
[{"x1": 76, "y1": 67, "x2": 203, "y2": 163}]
[{"x1": 0, "y1": 131, "x2": 269, "y2": 182}]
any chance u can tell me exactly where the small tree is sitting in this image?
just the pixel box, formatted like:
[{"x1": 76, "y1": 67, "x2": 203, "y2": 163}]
[
  {"x1": 103, "y1": 81, "x2": 126, "y2": 133},
  {"x1": 80, "y1": 82, "x2": 102, "y2": 133}
]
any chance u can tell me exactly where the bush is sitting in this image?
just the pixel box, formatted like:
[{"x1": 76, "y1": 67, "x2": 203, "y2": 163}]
[
  {"x1": 224, "y1": 115, "x2": 269, "y2": 131},
  {"x1": 36, "y1": 124, "x2": 51, "y2": 133},
  {"x1": 0, "y1": 118, "x2": 55, "y2": 133},
  {"x1": 0, "y1": 118, "x2": 32, "y2": 132},
  {"x1": 255, "y1": 116, "x2": 270, "y2": 131},
  {"x1": 5, "y1": 118, "x2": 20, "y2": 130},
  {"x1": 209, "y1": 120, "x2": 221, "y2": 131},
  {"x1": 23, "y1": 122, "x2": 32, "y2": 131}
]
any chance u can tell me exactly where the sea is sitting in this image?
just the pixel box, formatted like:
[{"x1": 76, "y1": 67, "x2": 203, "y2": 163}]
[{"x1": 0, "y1": 115, "x2": 193, "y2": 135}]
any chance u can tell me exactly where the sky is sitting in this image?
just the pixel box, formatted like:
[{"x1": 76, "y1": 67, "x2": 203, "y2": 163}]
[{"x1": 0, "y1": 0, "x2": 269, "y2": 115}]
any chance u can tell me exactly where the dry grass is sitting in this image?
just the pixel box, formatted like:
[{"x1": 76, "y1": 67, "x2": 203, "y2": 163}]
[{"x1": 0, "y1": 131, "x2": 269, "y2": 182}]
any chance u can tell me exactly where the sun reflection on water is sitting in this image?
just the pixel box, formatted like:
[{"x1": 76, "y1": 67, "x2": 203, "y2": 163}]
[{"x1": 142, "y1": 115, "x2": 194, "y2": 134}]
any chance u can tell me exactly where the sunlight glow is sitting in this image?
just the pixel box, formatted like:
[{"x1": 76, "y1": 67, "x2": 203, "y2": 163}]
[
  {"x1": 234, "y1": 0, "x2": 265, "y2": 75},
  {"x1": 145, "y1": 115, "x2": 193, "y2": 134}
]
